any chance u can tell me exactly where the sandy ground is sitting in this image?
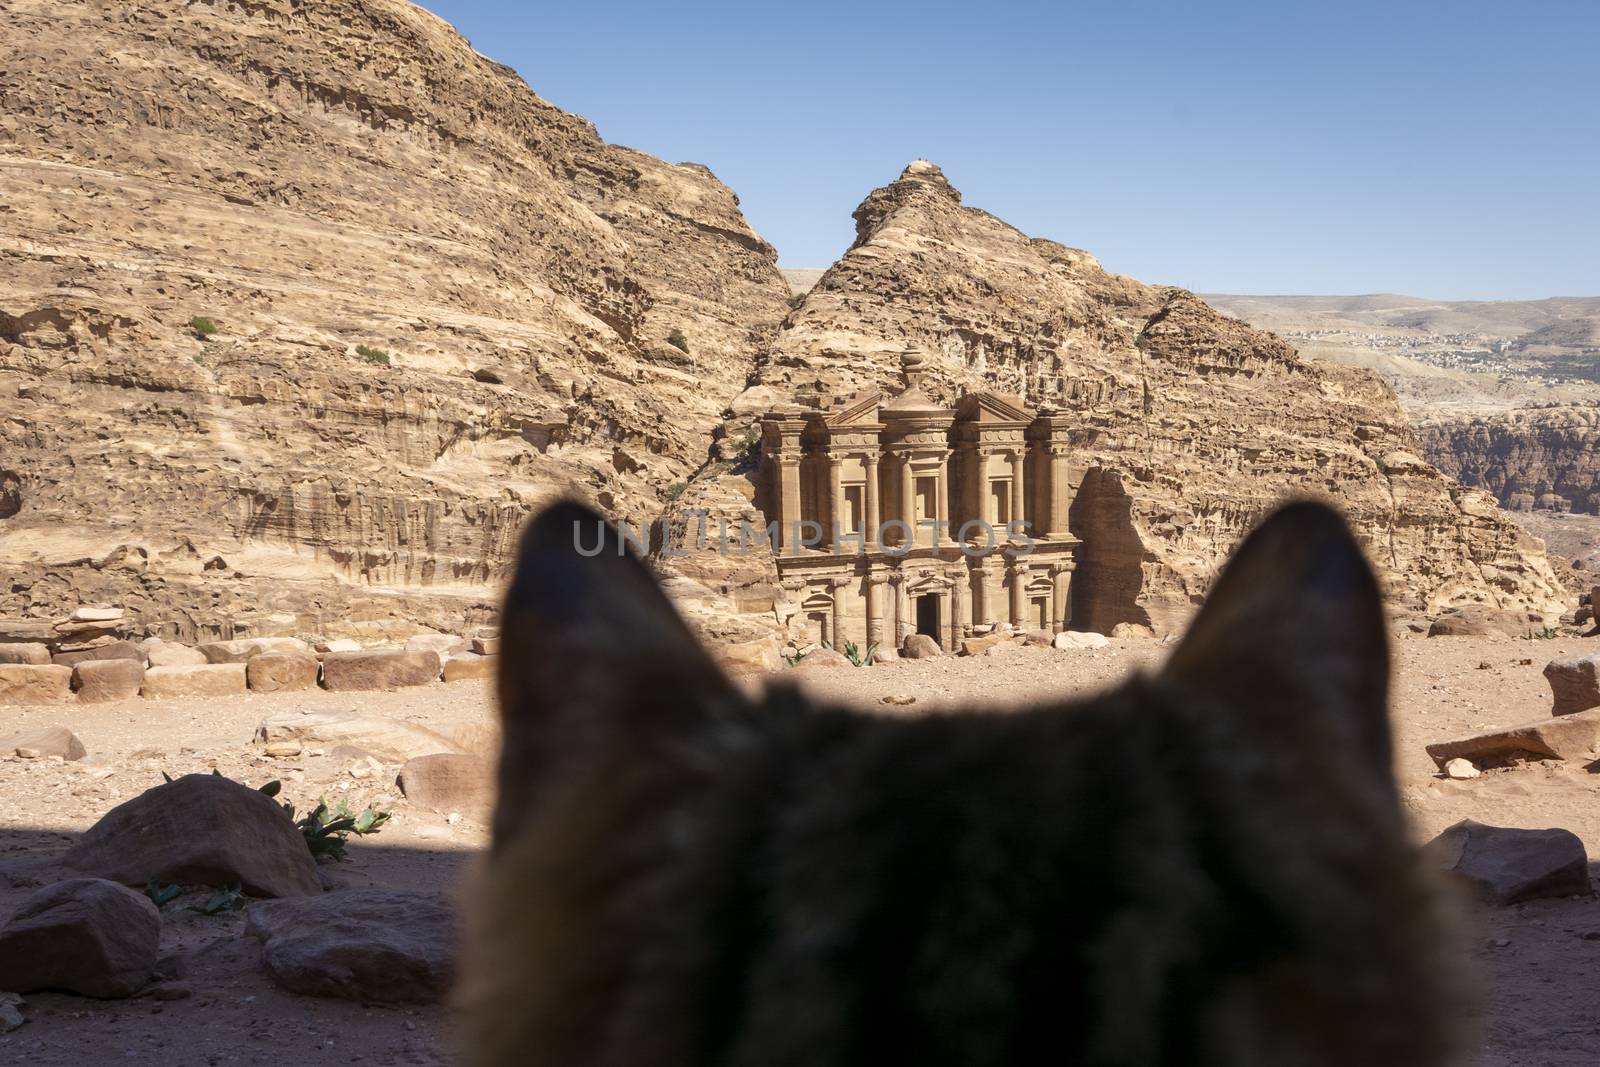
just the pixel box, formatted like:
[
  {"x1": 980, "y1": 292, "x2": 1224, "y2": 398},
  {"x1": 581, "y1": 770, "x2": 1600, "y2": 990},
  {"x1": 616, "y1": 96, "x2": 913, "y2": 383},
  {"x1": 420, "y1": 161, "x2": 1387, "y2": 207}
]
[{"x1": 4, "y1": 634, "x2": 1600, "y2": 1064}]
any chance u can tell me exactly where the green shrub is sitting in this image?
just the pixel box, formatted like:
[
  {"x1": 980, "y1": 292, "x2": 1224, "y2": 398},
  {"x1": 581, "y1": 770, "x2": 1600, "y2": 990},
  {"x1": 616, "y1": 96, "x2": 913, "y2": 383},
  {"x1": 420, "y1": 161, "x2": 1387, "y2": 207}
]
[
  {"x1": 787, "y1": 293, "x2": 805, "y2": 310},
  {"x1": 666, "y1": 328, "x2": 689, "y2": 354},
  {"x1": 664, "y1": 481, "x2": 687, "y2": 501},
  {"x1": 355, "y1": 344, "x2": 391, "y2": 366},
  {"x1": 189, "y1": 316, "x2": 219, "y2": 340}
]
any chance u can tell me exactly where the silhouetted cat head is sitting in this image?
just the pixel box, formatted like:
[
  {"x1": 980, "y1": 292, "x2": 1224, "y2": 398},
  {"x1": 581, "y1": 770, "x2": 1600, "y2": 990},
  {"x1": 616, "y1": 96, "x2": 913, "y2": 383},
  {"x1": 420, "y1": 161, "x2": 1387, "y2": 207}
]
[{"x1": 461, "y1": 500, "x2": 1466, "y2": 1067}]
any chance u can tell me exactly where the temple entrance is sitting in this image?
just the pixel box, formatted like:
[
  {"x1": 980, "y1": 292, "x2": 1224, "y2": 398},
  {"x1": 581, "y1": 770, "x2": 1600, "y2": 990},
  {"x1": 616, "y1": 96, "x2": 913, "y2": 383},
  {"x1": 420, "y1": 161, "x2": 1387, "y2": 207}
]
[
  {"x1": 1031, "y1": 596, "x2": 1050, "y2": 630},
  {"x1": 915, "y1": 593, "x2": 941, "y2": 643}
]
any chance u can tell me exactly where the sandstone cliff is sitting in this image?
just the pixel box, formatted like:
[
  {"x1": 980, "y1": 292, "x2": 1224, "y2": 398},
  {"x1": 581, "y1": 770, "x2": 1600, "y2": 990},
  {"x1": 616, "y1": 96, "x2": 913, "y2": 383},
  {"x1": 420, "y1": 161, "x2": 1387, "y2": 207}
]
[
  {"x1": 726, "y1": 162, "x2": 1566, "y2": 632},
  {"x1": 0, "y1": 0, "x2": 789, "y2": 639},
  {"x1": 1419, "y1": 406, "x2": 1600, "y2": 515}
]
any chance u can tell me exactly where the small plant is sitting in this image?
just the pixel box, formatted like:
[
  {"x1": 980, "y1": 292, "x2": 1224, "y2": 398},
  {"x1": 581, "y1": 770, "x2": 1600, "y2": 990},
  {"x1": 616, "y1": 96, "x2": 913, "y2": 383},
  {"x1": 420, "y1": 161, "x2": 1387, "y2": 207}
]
[
  {"x1": 664, "y1": 481, "x2": 687, "y2": 501},
  {"x1": 189, "y1": 316, "x2": 218, "y2": 340},
  {"x1": 842, "y1": 639, "x2": 878, "y2": 667},
  {"x1": 288, "y1": 797, "x2": 392, "y2": 862},
  {"x1": 666, "y1": 328, "x2": 689, "y2": 354},
  {"x1": 188, "y1": 884, "x2": 246, "y2": 916},
  {"x1": 145, "y1": 881, "x2": 182, "y2": 908},
  {"x1": 192, "y1": 353, "x2": 205, "y2": 365},
  {"x1": 355, "y1": 344, "x2": 391, "y2": 366},
  {"x1": 782, "y1": 653, "x2": 798, "y2": 668},
  {"x1": 1522, "y1": 626, "x2": 1560, "y2": 640},
  {"x1": 787, "y1": 293, "x2": 805, "y2": 310}
]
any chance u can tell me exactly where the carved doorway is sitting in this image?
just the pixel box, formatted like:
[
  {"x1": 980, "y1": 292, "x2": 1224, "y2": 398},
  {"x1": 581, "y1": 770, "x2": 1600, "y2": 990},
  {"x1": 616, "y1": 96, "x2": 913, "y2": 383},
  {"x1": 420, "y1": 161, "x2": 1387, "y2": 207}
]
[{"x1": 915, "y1": 593, "x2": 941, "y2": 644}]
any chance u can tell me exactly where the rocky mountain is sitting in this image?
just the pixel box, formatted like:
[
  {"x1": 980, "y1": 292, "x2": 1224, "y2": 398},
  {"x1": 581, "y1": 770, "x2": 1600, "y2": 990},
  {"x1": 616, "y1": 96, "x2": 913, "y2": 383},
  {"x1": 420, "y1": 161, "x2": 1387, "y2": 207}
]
[
  {"x1": 0, "y1": 0, "x2": 789, "y2": 641},
  {"x1": 725, "y1": 162, "x2": 1566, "y2": 632},
  {"x1": 1418, "y1": 406, "x2": 1600, "y2": 515}
]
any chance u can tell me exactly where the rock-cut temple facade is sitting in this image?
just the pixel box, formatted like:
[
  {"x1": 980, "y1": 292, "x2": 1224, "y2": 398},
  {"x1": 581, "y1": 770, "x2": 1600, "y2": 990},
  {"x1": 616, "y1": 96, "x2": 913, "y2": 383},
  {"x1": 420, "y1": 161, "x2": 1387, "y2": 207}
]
[{"x1": 758, "y1": 352, "x2": 1082, "y2": 653}]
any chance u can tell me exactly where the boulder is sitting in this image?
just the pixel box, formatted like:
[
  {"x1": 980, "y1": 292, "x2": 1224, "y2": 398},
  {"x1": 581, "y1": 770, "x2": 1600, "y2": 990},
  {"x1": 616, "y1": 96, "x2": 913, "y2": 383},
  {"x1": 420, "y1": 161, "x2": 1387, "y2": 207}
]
[
  {"x1": 61, "y1": 773, "x2": 320, "y2": 898},
  {"x1": 51, "y1": 640, "x2": 144, "y2": 668},
  {"x1": 448, "y1": 722, "x2": 499, "y2": 760},
  {"x1": 1443, "y1": 758, "x2": 1481, "y2": 780},
  {"x1": 0, "y1": 878, "x2": 161, "y2": 998},
  {"x1": 0, "y1": 664, "x2": 73, "y2": 705},
  {"x1": 442, "y1": 653, "x2": 496, "y2": 683},
  {"x1": 1021, "y1": 629, "x2": 1055, "y2": 647},
  {"x1": 794, "y1": 647, "x2": 851, "y2": 670},
  {"x1": 1427, "y1": 606, "x2": 1532, "y2": 638},
  {"x1": 901, "y1": 634, "x2": 942, "y2": 659},
  {"x1": 470, "y1": 636, "x2": 500, "y2": 656},
  {"x1": 1425, "y1": 820, "x2": 1590, "y2": 904},
  {"x1": 321, "y1": 650, "x2": 441, "y2": 691},
  {"x1": 1054, "y1": 630, "x2": 1110, "y2": 650},
  {"x1": 404, "y1": 634, "x2": 468, "y2": 657},
  {"x1": 1424, "y1": 706, "x2": 1600, "y2": 768},
  {"x1": 715, "y1": 639, "x2": 780, "y2": 675},
  {"x1": 196, "y1": 637, "x2": 313, "y2": 665},
  {"x1": 255, "y1": 709, "x2": 462, "y2": 763},
  {"x1": 1544, "y1": 652, "x2": 1600, "y2": 716},
  {"x1": 0, "y1": 725, "x2": 86, "y2": 761},
  {"x1": 397, "y1": 753, "x2": 492, "y2": 811},
  {"x1": 245, "y1": 890, "x2": 457, "y2": 1003},
  {"x1": 144, "y1": 641, "x2": 207, "y2": 668},
  {"x1": 0, "y1": 642, "x2": 50, "y2": 665},
  {"x1": 140, "y1": 664, "x2": 247, "y2": 699},
  {"x1": 73, "y1": 659, "x2": 145, "y2": 703},
  {"x1": 246, "y1": 653, "x2": 319, "y2": 693},
  {"x1": 1111, "y1": 622, "x2": 1156, "y2": 639},
  {"x1": 961, "y1": 633, "x2": 1007, "y2": 656}
]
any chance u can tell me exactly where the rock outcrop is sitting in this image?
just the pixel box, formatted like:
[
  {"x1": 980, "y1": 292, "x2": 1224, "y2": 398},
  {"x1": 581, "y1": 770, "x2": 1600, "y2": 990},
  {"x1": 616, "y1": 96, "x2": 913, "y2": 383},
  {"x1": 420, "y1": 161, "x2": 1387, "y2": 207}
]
[
  {"x1": 0, "y1": 0, "x2": 789, "y2": 638},
  {"x1": 720, "y1": 162, "x2": 1564, "y2": 632},
  {"x1": 1418, "y1": 405, "x2": 1600, "y2": 514}
]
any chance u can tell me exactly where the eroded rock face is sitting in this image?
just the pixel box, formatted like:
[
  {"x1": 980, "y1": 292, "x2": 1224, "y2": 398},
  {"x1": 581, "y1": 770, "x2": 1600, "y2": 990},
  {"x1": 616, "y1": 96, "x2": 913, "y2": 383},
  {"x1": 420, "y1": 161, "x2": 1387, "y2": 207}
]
[
  {"x1": 726, "y1": 162, "x2": 1565, "y2": 633},
  {"x1": 1419, "y1": 406, "x2": 1600, "y2": 514},
  {"x1": 0, "y1": 0, "x2": 789, "y2": 638}
]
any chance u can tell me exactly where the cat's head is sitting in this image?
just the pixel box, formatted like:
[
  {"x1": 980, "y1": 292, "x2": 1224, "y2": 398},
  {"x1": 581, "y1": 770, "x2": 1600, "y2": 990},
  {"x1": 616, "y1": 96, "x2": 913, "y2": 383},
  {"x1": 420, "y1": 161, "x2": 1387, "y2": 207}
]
[{"x1": 463, "y1": 499, "x2": 1465, "y2": 1066}]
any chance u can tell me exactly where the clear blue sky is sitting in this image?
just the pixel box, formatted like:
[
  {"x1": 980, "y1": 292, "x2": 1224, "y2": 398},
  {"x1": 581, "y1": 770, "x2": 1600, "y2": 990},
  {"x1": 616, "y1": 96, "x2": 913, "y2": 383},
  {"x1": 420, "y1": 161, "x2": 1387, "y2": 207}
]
[{"x1": 419, "y1": 0, "x2": 1598, "y2": 300}]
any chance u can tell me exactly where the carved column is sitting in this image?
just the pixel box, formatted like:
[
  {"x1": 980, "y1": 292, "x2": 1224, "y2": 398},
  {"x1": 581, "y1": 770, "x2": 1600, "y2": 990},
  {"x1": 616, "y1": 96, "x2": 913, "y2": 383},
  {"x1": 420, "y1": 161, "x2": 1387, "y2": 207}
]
[
  {"x1": 864, "y1": 453, "x2": 881, "y2": 550},
  {"x1": 970, "y1": 448, "x2": 988, "y2": 534},
  {"x1": 970, "y1": 561, "x2": 988, "y2": 630},
  {"x1": 1009, "y1": 561, "x2": 1027, "y2": 626},
  {"x1": 826, "y1": 452, "x2": 844, "y2": 552},
  {"x1": 1048, "y1": 445, "x2": 1072, "y2": 538},
  {"x1": 779, "y1": 455, "x2": 802, "y2": 556},
  {"x1": 899, "y1": 453, "x2": 915, "y2": 547},
  {"x1": 1051, "y1": 562, "x2": 1074, "y2": 633},
  {"x1": 831, "y1": 575, "x2": 850, "y2": 649},
  {"x1": 865, "y1": 573, "x2": 885, "y2": 647},
  {"x1": 1009, "y1": 450, "x2": 1026, "y2": 538},
  {"x1": 890, "y1": 571, "x2": 909, "y2": 647},
  {"x1": 935, "y1": 450, "x2": 954, "y2": 546},
  {"x1": 948, "y1": 572, "x2": 964, "y2": 649}
]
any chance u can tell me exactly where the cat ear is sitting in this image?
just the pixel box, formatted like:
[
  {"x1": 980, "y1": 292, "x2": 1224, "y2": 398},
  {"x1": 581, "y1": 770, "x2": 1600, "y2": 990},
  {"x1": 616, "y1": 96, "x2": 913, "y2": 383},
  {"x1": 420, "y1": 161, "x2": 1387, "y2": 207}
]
[
  {"x1": 493, "y1": 501, "x2": 739, "y2": 848},
  {"x1": 1162, "y1": 501, "x2": 1393, "y2": 796}
]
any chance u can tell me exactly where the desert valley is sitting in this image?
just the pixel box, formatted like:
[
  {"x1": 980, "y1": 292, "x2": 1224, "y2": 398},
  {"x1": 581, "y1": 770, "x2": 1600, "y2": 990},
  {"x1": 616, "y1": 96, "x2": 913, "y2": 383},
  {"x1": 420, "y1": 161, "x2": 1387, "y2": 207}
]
[{"x1": 3, "y1": 0, "x2": 1600, "y2": 1064}]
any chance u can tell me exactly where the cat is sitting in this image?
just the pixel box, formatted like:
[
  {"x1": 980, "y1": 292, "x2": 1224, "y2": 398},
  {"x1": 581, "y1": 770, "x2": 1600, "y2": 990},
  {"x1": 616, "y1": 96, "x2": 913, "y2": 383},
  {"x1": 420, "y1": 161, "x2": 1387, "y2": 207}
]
[{"x1": 459, "y1": 499, "x2": 1466, "y2": 1066}]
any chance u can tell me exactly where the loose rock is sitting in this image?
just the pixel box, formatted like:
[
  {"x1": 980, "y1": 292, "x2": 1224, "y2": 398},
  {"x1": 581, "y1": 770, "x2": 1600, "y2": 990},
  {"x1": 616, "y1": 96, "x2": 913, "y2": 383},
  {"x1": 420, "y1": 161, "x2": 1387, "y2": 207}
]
[
  {"x1": 0, "y1": 725, "x2": 86, "y2": 761},
  {"x1": 0, "y1": 664, "x2": 73, "y2": 705},
  {"x1": 442, "y1": 652, "x2": 496, "y2": 683},
  {"x1": 255, "y1": 709, "x2": 463, "y2": 763},
  {"x1": 1054, "y1": 630, "x2": 1110, "y2": 650},
  {"x1": 1426, "y1": 819, "x2": 1590, "y2": 904},
  {"x1": 144, "y1": 641, "x2": 208, "y2": 668},
  {"x1": 0, "y1": 878, "x2": 161, "y2": 998},
  {"x1": 245, "y1": 890, "x2": 458, "y2": 1003},
  {"x1": 321, "y1": 650, "x2": 441, "y2": 691},
  {"x1": 1443, "y1": 758, "x2": 1481, "y2": 780},
  {"x1": 246, "y1": 652, "x2": 320, "y2": 693},
  {"x1": 61, "y1": 773, "x2": 321, "y2": 898},
  {"x1": 1543, "y1": 651, "x2": 1600, "y2": 716},
  {"x1": 73, "y1": 658, "x2": 145, "y2": 703},
  {"x1": 397, "y1": 753, "x2": 492, "y2": 811},
  {"x1": 901, "y1": 634, "x2": 942, "y2": 659},
  {"x1": 50, "y1": 640, "x2": 144, "y2": 668},
  {"x1": 794, "y1": 647, "x2": 851, "y2": 670},
  {"x1": 0, "y1": 642, "x2": 51, "y2": 665},
  {"x1": 1425, "y1": 706, "x2": 1600, "y2": 768},
  {"x1": 140, "y1": 664, "x2": 247, "y2": 699},
  {"x1": 196, "y1": 637, "x2": 313, "y2": 665}
]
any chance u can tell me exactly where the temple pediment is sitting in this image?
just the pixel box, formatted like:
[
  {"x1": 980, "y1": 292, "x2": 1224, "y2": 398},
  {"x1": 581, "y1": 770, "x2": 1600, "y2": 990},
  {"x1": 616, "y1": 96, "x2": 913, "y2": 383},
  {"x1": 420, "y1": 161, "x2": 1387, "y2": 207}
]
[{"x1": 954, "y1": 391, "x2": 1031, "y2": 425}]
